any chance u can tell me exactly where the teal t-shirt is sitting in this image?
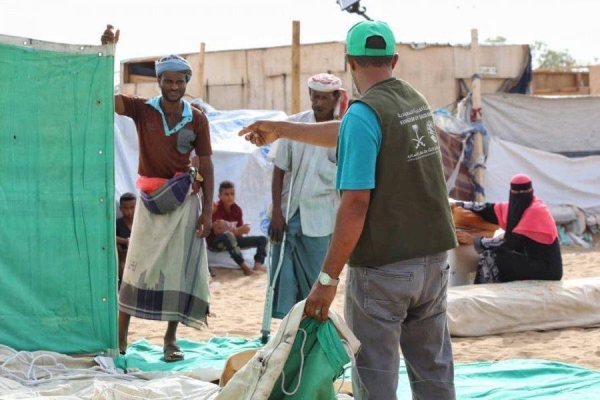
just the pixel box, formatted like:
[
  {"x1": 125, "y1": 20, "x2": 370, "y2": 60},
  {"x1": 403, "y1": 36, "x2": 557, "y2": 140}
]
[{"x1": 336, "y1": 102, "x2": 382, "y2": 190}]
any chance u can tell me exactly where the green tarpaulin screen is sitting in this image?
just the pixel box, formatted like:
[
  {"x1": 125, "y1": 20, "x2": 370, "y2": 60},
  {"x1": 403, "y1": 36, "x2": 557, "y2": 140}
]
[{"x1": 0, "y1": 35, "x2": 117, "y2": 355}]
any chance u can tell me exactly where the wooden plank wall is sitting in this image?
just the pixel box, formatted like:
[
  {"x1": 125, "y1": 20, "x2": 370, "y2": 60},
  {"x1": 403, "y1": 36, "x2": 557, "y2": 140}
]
[
  {"x1": 590, "y1": 65, "x2": 600, "y2": 96},
  {"x1": 119, "y1": 42, "x2": 528, "y2": 113},
  {"x1": 532, "y1": 69, "x2": 591, "y2": 95}
]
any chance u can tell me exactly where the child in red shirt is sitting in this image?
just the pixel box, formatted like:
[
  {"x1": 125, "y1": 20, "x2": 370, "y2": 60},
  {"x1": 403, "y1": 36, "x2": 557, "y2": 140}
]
[{"x1": 207, "y1": 181, "x2": 268, "y2": 275}]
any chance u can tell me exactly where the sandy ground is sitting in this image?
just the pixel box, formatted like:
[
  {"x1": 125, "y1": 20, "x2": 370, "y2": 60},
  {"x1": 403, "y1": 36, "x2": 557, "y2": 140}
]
[{"x1": 127, "y1": 241, "x2": 600, "y2": 370}]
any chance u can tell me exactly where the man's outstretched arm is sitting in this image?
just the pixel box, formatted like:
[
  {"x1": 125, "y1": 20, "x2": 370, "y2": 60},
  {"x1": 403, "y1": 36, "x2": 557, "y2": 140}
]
[
  {"x1": 239, "y1": 120, "x2": 340, "y2": 147},
  {"x1": 100, "y1": 24, "x2": 126, "y2": 115}
]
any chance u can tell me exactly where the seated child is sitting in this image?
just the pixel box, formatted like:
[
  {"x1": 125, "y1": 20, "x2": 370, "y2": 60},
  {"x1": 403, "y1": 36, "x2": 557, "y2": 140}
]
[
  {"x1": 207, "y1": 181, "x2": 268, "y2": 276},
  {"x1": 116, "y1": 192, "x2": 136, "y2": 289}
]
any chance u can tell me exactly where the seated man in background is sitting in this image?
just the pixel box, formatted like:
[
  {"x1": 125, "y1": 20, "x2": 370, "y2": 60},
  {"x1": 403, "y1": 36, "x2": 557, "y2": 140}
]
[
  {"x1": 116, "y1": 192, "x2": 136, "y2": 289},
  {"x1": 453, "y1": 174, "x2": 562, "y2": 283},
  {"x1": 207, "y1": 181, "x2": 268, "y2": 276}
]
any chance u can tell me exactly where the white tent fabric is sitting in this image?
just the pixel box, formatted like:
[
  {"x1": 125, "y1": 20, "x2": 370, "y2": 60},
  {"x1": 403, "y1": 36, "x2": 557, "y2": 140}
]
[
  {"x1": 0, "y1": 301, "x2": 358, "y2": 399},
  {"x1": 482, "y1": 93, "x2": 600, "y2": 155},
  {"x1": 114, "y1": 108, "x2": 288, "y2": 268},
  {"x1": 485, "y1": 136, "x2": 600, "y2": 211},
  {"x1": 447, "y1": 278, "x2": 600, "y2": 337},
  {"x1": 0, "y1": 345, "x2": 221, "y2": 398},
  {"x1": 114, "y1": 114, "x2": 139, "y2": 203}
]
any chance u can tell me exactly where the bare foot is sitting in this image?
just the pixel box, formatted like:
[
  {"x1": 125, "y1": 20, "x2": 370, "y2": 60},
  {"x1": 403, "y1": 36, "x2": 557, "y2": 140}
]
[
  {"x1": 240, "y1": 263, "x2": 256, "y2": 276},
  {"x1": 253, "y1": 263, "x2": 267, "y2": 273}
]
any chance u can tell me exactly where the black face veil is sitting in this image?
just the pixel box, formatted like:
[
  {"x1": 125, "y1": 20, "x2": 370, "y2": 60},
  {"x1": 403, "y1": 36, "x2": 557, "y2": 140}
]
[{"x1": 505, "y1": 178, "x2": 533, "y2": 235}]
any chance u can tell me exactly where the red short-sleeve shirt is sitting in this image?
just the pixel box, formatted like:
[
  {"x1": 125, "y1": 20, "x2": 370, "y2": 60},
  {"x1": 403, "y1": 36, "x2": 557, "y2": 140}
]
[
  {"x1": 119, "y1": 94, "x2": 212, "y2": 178},
  {"x1": 206, "y1": 201, "x2": 244, "y2": 245}
]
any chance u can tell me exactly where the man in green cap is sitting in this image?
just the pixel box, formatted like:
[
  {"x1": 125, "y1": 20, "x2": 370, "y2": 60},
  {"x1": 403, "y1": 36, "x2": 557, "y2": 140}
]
[{"x1": 240, "y1": 20, "x2": 457, "y2": 399}]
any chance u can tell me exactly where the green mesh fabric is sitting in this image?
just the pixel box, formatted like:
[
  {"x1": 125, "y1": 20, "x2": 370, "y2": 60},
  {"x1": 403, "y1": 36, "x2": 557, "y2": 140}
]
[{"x1": 0, "y1": 37, "x2": 117, "y2": 355}]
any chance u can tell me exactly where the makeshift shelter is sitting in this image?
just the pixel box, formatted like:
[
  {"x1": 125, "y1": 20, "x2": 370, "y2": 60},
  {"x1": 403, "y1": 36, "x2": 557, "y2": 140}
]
[
  {"x1": 434, "y1": 109, "x2": 480, "y2": 202},
  {"x1": 120, "y1": 41, "x2": 531, "y2": 113},
  {"x1": 434, "y1": 93, "x2": 600, "y2": 245},
  {"x1": 0, "y1": 35, "x2": 118, "y2": 355},
  {"x1": 482, "y1": 93, "x2": 600, "y2": 243}
]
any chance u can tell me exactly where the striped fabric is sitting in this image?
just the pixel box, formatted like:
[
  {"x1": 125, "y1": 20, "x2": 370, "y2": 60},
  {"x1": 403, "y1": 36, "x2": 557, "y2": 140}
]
[
  {"x1": 437, "y1": 124, "x2": 475, "y2": 201},
  {"x1": 119, "y1": 193, "x2": 210, "y2": 329}
]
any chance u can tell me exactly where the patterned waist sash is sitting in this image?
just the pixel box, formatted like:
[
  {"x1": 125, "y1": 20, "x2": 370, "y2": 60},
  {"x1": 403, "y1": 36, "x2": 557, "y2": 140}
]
[{"x1": 137, "y1": 169, "x2": 196, "y2": 215}]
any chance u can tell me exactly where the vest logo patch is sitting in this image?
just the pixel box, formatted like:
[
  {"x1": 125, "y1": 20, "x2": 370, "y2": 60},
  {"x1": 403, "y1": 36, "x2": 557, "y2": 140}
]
[{"x1": 398, "y1": 107, "x2": 440, "y2": 162}]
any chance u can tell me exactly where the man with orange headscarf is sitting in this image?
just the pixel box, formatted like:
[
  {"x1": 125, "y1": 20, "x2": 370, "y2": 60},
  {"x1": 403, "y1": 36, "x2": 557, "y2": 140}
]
[{"x1": 267, "y1": 73, "x2": 347, "y2": 319}]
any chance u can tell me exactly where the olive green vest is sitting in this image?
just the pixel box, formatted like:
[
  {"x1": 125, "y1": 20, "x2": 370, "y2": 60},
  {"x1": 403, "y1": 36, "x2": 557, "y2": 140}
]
[{"x1": 348, "y1": 78, "x2": 457, "y2": 266}]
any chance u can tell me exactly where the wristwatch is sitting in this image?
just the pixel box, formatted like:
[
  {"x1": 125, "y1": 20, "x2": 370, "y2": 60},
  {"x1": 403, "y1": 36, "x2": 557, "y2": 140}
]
[{"x1": 318, "y1": 272, "x2": 339, "y2": 287}]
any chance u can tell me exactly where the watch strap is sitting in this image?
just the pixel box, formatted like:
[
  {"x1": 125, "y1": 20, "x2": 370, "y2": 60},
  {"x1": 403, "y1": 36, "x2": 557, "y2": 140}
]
[{"x1": 319, "y1": 272, "x2": 339, "y2": 286}]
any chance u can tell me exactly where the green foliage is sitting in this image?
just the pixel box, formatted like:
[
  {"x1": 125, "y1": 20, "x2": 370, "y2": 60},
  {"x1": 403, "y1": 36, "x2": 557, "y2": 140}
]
[
  {"x1": 532, "y1": 41, "x2": 576, "y2": 69},
  {"x1": 485, "y1": 36, "x2": 507, "y2": 44}
]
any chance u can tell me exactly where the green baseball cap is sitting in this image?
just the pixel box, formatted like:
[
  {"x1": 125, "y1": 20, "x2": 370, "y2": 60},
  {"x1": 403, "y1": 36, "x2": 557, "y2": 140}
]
[{"x1": 346, "y1": 20, "x2": 396, "y2": 56}]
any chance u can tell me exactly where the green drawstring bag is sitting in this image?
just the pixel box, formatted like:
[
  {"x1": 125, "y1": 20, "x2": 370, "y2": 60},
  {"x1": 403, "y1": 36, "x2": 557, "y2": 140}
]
[{"x1": 269, "y1": 318, "x2": 351, "y2": 400}]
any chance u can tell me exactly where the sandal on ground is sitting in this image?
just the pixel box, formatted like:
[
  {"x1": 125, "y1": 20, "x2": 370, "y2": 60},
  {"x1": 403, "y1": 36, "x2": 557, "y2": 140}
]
[{"x1": 163, "y1": 343, "x2": 184, "y2": 363}]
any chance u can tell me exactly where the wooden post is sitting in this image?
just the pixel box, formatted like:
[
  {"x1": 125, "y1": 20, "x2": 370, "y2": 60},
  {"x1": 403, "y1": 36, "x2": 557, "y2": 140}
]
[
  {"x1": 122, "y1": 61, "x2": 130, "y2": 88},
  {"x1": 197, "y1": 42, "x2": 205, "y2": 99},
  {"x1": 470, "y1": 28, "x2": 486, "y2": 202},
  {"x1": 291, "y1": 20, "x2": 301, "y2": 115},
  {"x1": 471, "y1": 29, "x2": 481, "y2": 120}
]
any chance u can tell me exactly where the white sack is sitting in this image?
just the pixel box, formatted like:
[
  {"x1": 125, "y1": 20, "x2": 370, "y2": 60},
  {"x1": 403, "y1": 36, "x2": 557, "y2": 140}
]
[{"x1": 447, "y1": 278, "x2": 600, "y2": 337}]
